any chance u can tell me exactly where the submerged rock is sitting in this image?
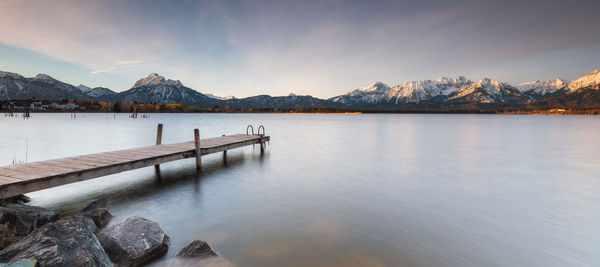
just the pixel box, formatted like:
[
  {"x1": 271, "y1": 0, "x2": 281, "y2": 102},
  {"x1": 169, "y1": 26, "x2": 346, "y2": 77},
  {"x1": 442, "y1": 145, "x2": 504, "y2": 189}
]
[
  {"x1": 98, "y1": 216, "x2": 170, "y2": 266},
  {"x1": 0, "y1": 204, "x2": 59, "y2": 248},
  {"x1": 154, "y1": 240, "x2": 230, "y2": 267},
  {"x1": 177, "y1": 240, "x2": 217, "y2": 258},
  {"x1": 0, "y1": 216, "x2": 112, "y2": 267},
  {"x1": 79, "y1": 198, "x2": 112, "y2": 229},
  {"x1": 80, "y1": 198, "x2": 107, "y2": 213}
]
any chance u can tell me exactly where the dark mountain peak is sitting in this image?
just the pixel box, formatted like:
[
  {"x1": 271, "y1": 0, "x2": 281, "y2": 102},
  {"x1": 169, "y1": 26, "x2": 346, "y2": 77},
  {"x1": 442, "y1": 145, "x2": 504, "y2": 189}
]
[
  {"x1": 133, "y1": 73, "x2": 182, "y2": 88},
  {"x1": 0, "y1": 71, "x2": 25, "y2": 79}
]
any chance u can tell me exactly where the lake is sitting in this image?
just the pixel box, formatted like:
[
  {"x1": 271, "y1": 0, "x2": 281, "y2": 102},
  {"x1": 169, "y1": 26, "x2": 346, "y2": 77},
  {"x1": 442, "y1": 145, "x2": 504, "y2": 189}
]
[{"x1": 1, "y1": 113, "x2": 599, "y2": 266}]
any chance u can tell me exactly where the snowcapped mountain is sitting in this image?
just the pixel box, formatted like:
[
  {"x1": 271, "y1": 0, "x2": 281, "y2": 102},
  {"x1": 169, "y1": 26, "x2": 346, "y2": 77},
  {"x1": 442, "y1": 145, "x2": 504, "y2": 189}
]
[
  {"x1": 330, "y1": 82, "x2": 391, "y2": 104},
  {"x1": 331, "y1": 77, "x2": 471, "y2": 105},
  {"x1": 1, "y1": 69, "x2": 599, "y2": 110},
  {"x1": 446, "y1": 78, "x2": 531, "y2": 104},
  {"x1": 205, "y1": 93, "x2": 237, "y2": 100},
  {"x1": 515, "y1": 78, "x2": 569, "y2": 99},
  {"x1": 568, "y1": 69, "x2": 600, "y2": 91},
  {"x1": 0, "y1": 71, "x2": 88, "y2": 100},
  {"x1": 388, "y1": 76, "x2": 471, "y2": 103},
  {"x1": 115, "y1": 73, "x2": 217, "y2": 107}
]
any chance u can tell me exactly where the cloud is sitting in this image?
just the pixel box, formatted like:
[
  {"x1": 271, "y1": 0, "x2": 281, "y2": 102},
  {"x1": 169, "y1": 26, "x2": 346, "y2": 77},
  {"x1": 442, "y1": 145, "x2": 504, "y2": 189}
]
[
  {"x1": 116, "y1": 60, "x2": 143, "y2": 65},
  {"x1": 90, "y1": 69, "x2": 109, "y2": 74},
  {"x1": 91, "y1": 60, "x2": 143, "y2": 74}
]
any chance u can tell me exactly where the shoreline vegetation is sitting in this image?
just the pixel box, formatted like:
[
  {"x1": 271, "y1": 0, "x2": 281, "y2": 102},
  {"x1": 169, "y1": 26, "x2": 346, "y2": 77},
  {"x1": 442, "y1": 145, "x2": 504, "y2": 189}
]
[{"x1": 2, "y1": 99, "x2": 599, "y2": 115}]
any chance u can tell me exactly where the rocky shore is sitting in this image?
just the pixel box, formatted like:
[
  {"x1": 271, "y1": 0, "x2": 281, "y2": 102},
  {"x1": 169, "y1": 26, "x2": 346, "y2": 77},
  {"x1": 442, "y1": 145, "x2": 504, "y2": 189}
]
[{"x1": 0, "y1": 196, "x2": 228, "y2": 267}]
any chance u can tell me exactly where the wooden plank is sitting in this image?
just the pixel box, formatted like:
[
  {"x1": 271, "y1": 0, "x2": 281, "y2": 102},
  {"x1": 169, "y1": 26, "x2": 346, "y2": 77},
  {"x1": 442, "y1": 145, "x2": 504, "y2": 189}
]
[
  {"x1": 0, "y1": 133, "x2": 269, "y2": 198},
  {"x1": 0, "y1": 152, "x2": 190, "y2": 198}
]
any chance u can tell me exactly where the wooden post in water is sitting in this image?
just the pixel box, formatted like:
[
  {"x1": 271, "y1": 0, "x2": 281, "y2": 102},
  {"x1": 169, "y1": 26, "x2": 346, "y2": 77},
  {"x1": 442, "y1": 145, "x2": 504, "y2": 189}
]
[
  {"x1": 156, "y1": 124, "x2": 163, "y2": 145},
  {"x1": 194, "y1": 128, "x2": 201, "y2": 170},
  {"x1": 154, "y1": 123, "x2": 163, "y2": 172},
  {"x1": 260, "y1": 138, "x2": 265, "y2": 154},
  {"x1": 222, "y1": 134, "x2": 227, "y2": 157}
]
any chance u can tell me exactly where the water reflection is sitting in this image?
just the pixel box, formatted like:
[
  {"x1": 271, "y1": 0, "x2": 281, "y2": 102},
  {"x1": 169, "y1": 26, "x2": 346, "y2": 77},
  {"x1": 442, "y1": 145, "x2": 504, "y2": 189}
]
[{"x1": 1, "y1": 114, "x2": 599, "y2": 266}]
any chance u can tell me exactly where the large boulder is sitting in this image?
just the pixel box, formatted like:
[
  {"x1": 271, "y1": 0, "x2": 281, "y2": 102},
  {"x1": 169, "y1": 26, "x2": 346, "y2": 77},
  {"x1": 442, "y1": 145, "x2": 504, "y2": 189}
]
[
  {"x1": 0, "y1": 216, "x2": 112, "y2": 267},
  {"x1": 97, "y1": 216, "x2": 169, "y2": 266},
  {"x1": 0, "y1": 204, "x2": 59, "y2": 248},
  {"x1": 177, "y1": 240, "x2": 217, "y2": 258},
  {"x1": 79, "y1": 199, "x2": 111, "y2": 229}
]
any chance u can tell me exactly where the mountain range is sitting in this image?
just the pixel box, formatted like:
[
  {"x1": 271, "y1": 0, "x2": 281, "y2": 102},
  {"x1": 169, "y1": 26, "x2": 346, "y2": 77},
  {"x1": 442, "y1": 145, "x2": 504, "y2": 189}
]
[{"x1": 1, "y1": 69, "x2": 599, "y2": 110}]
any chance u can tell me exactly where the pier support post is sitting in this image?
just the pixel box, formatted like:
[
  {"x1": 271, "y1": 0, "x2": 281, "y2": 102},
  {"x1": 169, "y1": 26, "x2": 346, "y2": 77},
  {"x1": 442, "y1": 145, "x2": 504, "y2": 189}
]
[
  {"x1": 154, "y1": 123, "x2": 163, "y2": 173},
  {"x1": 156, "y1": 123, "x2": 163, "y2": 145},
  {"x1": 222, "y1": 135, "x2": 227, "y2": 157},
  {"x1": 260, "y1": 138, "x2": 265, "y2": 154},
  {"x1": 194, "y1": 128, "x2": 201, "y2": 170}
]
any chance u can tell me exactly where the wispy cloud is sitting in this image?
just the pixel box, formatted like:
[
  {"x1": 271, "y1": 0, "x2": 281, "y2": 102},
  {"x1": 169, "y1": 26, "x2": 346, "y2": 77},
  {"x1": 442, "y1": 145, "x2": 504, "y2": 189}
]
[
  {"x1": 91, "y1": 60, "x2": 143, "y2": 74},
  {"x1": 116, "y1": 60, "x2": 143, "y2": 65},
  {"x1": 90, "y1": 69, "x2": 109, "y2": 74}
]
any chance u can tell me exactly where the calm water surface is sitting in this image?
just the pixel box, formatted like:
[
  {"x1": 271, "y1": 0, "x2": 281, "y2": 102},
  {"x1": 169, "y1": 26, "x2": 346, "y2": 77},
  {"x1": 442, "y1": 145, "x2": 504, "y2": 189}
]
[{"x1": 1, "y1": 113, "x2": 599, "y2": 266}]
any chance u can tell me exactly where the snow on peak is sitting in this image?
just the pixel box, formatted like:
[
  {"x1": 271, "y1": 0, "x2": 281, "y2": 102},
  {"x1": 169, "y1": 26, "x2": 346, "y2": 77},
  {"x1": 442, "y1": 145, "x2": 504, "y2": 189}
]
[
  {"x1": 205, "y1": 93, "x2": 237, "y2": 100},
  {"x1": 77, "y1": 84, "x2": 92, "y2": 93},
  {"x1": 358, "y1": 82, "x2": 389, "y2": 92},
  {"x1": 447, "y1": 78, "x2": 513, "y2": 102},
  {"x1": 515, "y1": 78, "x2": 567, "y2": 94},
  {"x1": 568, "y1": 69, "x2": 600, "y2": 91},
  {"x1": 133, "y1": 73, "x2": 183, "y2": 88},
  {"x1": 435, "y1": 76, "x2": 469, "y2": 85},
  {"x1": 33, "y1": 73, "x2": 56, "y2": 81}
]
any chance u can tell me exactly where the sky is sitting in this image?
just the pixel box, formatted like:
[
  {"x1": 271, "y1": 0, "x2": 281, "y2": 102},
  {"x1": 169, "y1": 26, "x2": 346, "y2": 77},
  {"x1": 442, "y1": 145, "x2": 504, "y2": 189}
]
[{"x1": 0, "y1": 0, "x2": 599, "y2": 98}]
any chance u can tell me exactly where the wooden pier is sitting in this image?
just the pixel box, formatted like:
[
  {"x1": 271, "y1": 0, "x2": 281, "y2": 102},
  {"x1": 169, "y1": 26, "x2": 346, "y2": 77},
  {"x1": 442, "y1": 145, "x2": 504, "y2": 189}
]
[{"x1": 0, "y1": 124, "x2": 269, "y2": 199}]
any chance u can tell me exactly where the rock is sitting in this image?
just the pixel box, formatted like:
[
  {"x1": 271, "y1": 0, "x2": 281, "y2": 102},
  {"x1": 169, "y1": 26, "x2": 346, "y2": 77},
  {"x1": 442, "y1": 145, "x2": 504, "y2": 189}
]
[
  {"x1": 0, "y1": 204, "x2": 59, "y2": 248},
  {"x1": 0, "y1": 216, "x2": 112, "y2": 267},
  {"x1": 80, "y1": 198, "x2": 107, "y2": 213},
  {"x1": 79, "y1": 199, "x2": 112, "y2": 229},
  {"x1": 98, "y1": 216, "x2": 170, "y2": 266},
  {"x1": 0, "y1": 259, "x2": 38, "y2": 267},
  {"x1": 0, "y1": 195, "x2": 31, "y2": 206},
  {"x1": 81, "y1": 208, "x2": 112, "y2": 229},
  {"x1": 177, "y1": 240, "x2": 217, "y2": 258}
]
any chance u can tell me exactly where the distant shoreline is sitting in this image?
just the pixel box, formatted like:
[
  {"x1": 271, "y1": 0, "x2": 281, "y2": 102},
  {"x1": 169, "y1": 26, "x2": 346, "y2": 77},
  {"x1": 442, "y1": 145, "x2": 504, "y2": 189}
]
[{"x1": 2, "y1": 109, "x2": 599, "y2": 115}]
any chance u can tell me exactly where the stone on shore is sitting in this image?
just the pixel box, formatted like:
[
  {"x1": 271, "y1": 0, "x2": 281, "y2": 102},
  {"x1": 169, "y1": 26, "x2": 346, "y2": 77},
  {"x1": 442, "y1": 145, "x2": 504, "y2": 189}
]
[
  {"x1": 81, "y1": 208, "x2": 112, "y2": 229},
  {"x1": 97, "y1": 216, "x2": 170, "y2": 266},
  {"x1": 0, "y1": 195, "x2": 31, "y2": 206},
  {"x1": 0, "y1": 204, "x2": 59, "y2": 248},
  {"x1": 79, "y1": 198, "x2": 112, "y2": 229},
  {"x1": 0, "y1": 216, "x2": 112, "y2": 267},
  {"x1": 177, "y1": 240, "x2": 217, "y2": 258}
]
